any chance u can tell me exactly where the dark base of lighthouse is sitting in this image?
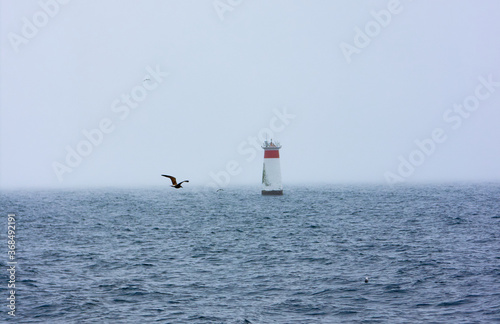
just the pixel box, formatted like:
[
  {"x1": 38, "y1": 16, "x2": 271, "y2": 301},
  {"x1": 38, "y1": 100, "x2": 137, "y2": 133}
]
[{"x1": 261, "y1": 190, "x2": 283, "y2": 196}]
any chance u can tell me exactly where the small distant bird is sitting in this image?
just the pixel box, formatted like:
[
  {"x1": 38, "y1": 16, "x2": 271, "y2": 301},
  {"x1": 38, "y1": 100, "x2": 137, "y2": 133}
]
[
  {"x1": 161, "y1": 175, "x2": 189, "y2": 188},
  {"x1": 143, "y1": 78, "x2": 151, "y2": 82},
  {"x1": 365, "y1": 277, "x2": 369, "y2": 283},
  {"x1": 216, "y1": 188, "x2": 224, "y2": 192}
]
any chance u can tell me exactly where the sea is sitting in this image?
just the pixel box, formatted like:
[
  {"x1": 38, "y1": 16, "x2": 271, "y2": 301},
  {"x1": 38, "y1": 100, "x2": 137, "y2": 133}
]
[{"x1": 0, "y1": 183, "x2": 499, "y2": 323}]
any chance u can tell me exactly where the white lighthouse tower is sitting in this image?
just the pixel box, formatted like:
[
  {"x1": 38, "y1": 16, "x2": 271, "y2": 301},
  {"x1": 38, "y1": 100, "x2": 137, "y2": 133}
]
[{"x1": 261, "y1": 139, "x2": 283, "y2": 195}]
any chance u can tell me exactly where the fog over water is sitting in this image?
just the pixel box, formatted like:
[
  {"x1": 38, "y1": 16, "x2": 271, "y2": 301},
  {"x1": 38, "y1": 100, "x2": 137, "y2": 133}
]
[{"x1": 2, "y1": 1, "x2": 500, "y2": 189}]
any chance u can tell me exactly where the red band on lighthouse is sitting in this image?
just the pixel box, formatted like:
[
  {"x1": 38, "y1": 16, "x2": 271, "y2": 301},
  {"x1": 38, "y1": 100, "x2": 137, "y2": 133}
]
[{"x1": 264, "y1": 150, "x2": 280, "y2": 159}]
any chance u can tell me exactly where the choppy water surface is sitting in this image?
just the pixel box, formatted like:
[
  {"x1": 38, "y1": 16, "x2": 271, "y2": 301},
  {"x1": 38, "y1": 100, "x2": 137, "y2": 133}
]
[{"x1": 1, "y1": 184, "x2": 499, "y2": 323}]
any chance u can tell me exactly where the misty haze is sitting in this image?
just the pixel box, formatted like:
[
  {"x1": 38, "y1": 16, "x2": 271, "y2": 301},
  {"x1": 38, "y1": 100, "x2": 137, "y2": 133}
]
[{"x1": 1, "y1": 1, "x2": 499, "y2": 323}]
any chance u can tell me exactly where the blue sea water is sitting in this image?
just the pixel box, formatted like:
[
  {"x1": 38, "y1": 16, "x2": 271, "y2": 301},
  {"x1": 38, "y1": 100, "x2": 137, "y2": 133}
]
[{"x1": 1, "y1": 184, "x2": 499, "y2": 323}]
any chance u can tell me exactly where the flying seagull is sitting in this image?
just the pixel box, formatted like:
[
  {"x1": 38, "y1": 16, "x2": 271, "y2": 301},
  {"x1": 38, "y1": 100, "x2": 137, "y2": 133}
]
[{"x1": 161, "y1": 175, "x2": 189, "y2": 188}]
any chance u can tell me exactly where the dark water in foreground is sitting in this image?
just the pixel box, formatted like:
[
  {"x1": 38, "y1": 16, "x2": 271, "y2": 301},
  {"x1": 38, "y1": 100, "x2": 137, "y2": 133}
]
[{"x1": 1, "y1": 184, "x2": 499, "y2": 323}]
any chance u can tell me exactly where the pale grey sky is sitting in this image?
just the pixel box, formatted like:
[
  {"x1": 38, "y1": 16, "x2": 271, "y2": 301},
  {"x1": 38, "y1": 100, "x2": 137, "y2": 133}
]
[{"x1": 1, "y1": 0, "x2": 500, "y2": 189}]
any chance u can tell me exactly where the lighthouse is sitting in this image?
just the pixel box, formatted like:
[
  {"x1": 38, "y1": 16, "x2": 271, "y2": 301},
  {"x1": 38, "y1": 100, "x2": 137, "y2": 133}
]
[{"x1": 261, "y1": 139, "x2": 283, "y2": 195}]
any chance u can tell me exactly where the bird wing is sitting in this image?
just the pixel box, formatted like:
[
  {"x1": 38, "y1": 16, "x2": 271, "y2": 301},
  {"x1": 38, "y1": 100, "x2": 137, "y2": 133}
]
[
  {"x1": 161, "y1": 174, "x2": 177, "y2": 185},
  {"x1": 178, "y1": 180, "x2": 189, "y2": 185}
]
